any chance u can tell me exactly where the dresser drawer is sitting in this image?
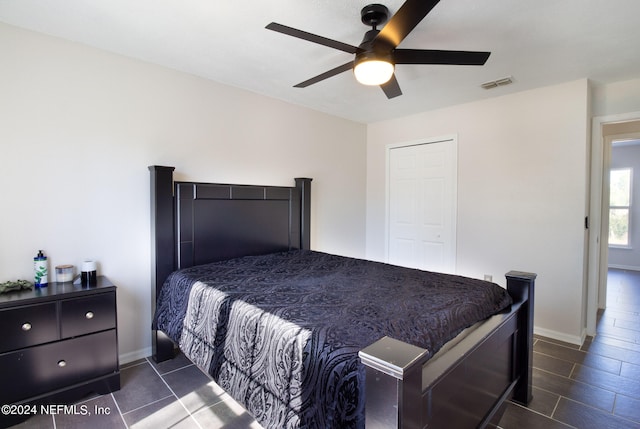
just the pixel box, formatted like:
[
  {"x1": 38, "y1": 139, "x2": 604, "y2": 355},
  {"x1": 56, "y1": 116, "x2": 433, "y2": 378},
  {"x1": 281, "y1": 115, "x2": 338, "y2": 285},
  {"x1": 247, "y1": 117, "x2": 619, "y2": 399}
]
[
  {"x1": 0, "y1": 329, "x2": 118, "y2": 404},
  {"x1": 60, "y1": 292, "x2": 116, "y2": 338},
  {"x1": 0, "y1": 302, "x2": 58, "y2": 353}
]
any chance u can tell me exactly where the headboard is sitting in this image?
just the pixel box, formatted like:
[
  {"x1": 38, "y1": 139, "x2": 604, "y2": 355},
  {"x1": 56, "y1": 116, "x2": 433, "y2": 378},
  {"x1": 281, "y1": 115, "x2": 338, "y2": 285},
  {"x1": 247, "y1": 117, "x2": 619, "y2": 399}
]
[{"x1": 149, "y1": 165, "x2": 312, "y2": 360}]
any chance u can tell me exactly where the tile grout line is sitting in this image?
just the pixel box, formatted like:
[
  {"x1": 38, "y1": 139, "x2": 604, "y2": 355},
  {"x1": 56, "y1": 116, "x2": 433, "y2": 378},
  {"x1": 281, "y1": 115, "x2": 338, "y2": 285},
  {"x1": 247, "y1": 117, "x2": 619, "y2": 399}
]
[
  {"x1": 119, "y1": 394, "x2": 176, "y2": 417},
  {"x1": 147, "y1": 357, "x2": 232, "y2": 406},
  {"x1": 536, "y1": 338, "x2": 587, "y2": 352},
  {"x1": 143, "y1": 357, "x2": 204, "y2": 429},
  {"x1": 549, "y1": 395, "x2": 562, "y2": 422},
  {"x1": 145, "y1": 356, "x2": 252, "y2": 424},
  {"x1": 508, "y1": 399, "x2": 578, "y2": 429},
  {"x1": 561, "y1": 394, "x2": 640, "y2": 426},
  {"x1": 534, "y1": 366, "x2": 623, "y2": 400},
  {"x1": 534, "y1": 340, "x2": 640, "y2": 378},
  {"x1": 529, "y1": 379, "x2": 615, "y2": 417},
  {"x1": 109, "y1": 391, "x2": 128, "y2": 429},
  {"x1": 156, "y1": 362, "x2": 196, "y2": 377},
  {"x1": 533, "y1": 348, "x2": 626, "y2": 379},
  {"x1": 111, "y1": 358, "x2": 159, "y2": 428},
  {"x1": 120, "y1": 359, "x2": 150, "y2": 371}
]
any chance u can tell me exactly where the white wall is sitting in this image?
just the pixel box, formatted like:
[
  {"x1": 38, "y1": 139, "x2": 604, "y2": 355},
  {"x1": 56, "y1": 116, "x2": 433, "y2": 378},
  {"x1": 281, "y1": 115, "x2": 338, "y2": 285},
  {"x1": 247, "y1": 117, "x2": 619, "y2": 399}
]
[
  {"x1": 592, "y1": 77, "x2": 640, "y2": 117},
  {"x1": 0, "y1": 23, "x2": 367, "y2": 362},
  {"x1": 366, "y1": 80, "x2": 591, "y2": 344}
]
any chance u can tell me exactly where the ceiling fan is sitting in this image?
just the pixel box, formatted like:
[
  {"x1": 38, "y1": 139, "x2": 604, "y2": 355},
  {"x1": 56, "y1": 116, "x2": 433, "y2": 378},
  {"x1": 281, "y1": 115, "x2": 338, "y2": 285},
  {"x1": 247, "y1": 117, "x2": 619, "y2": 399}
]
[{"x1": 266, "y1": 0, "x2": 491, "y2": 99}]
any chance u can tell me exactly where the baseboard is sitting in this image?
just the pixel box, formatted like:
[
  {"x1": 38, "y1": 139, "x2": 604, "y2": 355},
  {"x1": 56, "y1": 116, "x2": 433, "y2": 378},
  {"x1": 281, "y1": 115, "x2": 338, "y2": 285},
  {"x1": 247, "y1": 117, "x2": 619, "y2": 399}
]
[
  {"x1": 608, "y1": 264, "x2": 640, "y2": 272},
  {"x1": 120, "y1": 346, "x2": 152, "y2": 365},
  {"x1": 534, "y1": 326, "x2": 585, "y2": 346}
]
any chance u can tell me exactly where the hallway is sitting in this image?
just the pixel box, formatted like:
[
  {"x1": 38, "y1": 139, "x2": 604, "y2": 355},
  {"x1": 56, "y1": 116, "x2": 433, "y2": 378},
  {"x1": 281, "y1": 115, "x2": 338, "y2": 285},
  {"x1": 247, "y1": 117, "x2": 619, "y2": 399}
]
[{"x1": 499, "y1": 269, "x2": 640, "y2": 428}]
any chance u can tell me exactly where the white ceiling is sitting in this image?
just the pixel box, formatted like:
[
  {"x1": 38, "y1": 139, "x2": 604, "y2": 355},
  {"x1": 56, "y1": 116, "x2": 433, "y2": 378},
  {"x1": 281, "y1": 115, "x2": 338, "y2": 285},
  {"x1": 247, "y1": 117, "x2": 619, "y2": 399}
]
[{"x1": 2, "y1": 0, "x2": 640, "y2": 123}]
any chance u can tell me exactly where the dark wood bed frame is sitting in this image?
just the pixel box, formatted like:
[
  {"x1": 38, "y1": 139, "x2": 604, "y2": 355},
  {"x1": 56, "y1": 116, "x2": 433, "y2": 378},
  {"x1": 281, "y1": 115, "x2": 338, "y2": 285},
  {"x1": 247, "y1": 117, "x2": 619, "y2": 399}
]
[{"x1": 149, "y1": 165, "x2": 535, "y2": 429}]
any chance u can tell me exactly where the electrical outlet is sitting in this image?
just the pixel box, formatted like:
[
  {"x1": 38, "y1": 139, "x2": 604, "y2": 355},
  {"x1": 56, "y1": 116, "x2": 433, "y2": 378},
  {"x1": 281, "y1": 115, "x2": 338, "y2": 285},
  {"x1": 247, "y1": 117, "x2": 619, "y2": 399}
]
[{"x1": 484, "y1": 274, "x2": 493, "y2": 282}]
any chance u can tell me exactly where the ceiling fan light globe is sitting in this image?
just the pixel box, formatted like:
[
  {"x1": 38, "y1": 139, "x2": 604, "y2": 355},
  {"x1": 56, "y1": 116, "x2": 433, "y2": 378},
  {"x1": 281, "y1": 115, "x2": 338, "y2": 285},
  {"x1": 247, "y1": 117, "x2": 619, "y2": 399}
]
[{"x1": 354, "y1": 60, "x2": 394, "y2": 86}]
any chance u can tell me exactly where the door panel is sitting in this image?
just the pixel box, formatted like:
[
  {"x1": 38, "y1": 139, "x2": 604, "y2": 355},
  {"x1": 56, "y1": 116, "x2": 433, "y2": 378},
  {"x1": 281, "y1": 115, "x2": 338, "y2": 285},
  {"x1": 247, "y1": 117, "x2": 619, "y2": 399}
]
[{"x1": 388, "y1": 140, "x2": 456, "y2": 273}]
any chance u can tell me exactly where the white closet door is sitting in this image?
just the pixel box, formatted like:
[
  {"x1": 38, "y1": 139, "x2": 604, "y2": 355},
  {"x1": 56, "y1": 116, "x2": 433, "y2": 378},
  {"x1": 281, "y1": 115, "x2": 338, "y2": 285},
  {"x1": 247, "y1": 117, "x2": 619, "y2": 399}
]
[{"x1": 387, "y1": 139, "x2": 457, "y2": 273}]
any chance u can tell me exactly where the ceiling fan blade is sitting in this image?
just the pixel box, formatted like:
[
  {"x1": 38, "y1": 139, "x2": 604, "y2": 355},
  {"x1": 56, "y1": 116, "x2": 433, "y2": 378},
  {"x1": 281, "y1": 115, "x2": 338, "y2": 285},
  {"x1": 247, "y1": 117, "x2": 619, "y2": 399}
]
[
  {"x1": 394, "y1": 49, "x2": 491, "y2": 65},
  {"x1": 380, "y1": 74, "x2": 402, "y2": 99},
  {"x1": 266, "y1": 22, "x2": 359, "y2": 54},
  {"x1": 375, "y1": 0, "x2": 441, "y2": 48},
  {"x1": 294, "y1": 61, "x2": 355, "y2": 88}
]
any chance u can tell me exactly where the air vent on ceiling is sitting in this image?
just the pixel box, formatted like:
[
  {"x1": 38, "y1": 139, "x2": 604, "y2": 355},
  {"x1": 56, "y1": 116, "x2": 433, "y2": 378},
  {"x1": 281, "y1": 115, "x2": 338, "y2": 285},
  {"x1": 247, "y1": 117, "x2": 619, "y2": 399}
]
[{"x1": 481, "y1": 76, "x2": 513, "y2": 90}]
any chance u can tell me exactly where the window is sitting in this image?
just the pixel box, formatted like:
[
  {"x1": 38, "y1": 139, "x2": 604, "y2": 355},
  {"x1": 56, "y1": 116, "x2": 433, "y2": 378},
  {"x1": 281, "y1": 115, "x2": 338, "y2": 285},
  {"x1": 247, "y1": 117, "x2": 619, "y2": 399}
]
[{"x1": 609, "y1": 168, "x2": 632, "y2": 247}]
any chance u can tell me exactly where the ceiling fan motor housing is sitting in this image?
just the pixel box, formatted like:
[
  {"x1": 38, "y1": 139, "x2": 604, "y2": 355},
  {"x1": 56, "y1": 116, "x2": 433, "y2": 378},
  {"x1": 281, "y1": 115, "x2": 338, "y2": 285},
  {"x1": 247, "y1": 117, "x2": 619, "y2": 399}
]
[
  {"x1": 361, "y1": 4, "x2": 390, "y2": 28},
  {"x1": 355, "y1": 41, "x2": 393, "y2": 66}
]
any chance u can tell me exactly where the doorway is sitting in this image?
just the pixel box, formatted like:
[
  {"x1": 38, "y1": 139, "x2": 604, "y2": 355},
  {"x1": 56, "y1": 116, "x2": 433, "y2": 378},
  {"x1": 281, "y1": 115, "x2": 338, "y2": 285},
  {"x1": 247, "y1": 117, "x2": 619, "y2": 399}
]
[
  {"x1": 588, "y1": 115, "x2": 640, "y2": 336},
  {"x1": 386, "y1": 136, "x2": 457, "y2": 274}
]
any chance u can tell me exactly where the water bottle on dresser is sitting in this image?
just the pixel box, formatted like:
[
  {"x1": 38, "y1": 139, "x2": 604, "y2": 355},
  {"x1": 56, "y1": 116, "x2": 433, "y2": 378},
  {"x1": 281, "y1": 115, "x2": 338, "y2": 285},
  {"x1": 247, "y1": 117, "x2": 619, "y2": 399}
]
[{"x1": 34, "y1": 250, "x2": 48, "y2": 288}]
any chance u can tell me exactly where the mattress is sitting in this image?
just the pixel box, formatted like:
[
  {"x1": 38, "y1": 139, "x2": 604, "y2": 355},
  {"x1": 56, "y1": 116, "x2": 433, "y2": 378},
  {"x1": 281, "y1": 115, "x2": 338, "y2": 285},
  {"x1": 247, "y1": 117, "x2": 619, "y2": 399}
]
[{"x1": 153, "y1": 250, "x2": 512, "y2": 428}]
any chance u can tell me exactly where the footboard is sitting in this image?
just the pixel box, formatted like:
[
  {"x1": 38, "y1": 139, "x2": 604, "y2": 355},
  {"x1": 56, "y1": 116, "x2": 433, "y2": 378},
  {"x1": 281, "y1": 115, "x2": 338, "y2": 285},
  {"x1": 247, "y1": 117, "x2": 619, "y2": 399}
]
[{"x1": 359, "y1": 271, "x2": 536, "y2": 429}]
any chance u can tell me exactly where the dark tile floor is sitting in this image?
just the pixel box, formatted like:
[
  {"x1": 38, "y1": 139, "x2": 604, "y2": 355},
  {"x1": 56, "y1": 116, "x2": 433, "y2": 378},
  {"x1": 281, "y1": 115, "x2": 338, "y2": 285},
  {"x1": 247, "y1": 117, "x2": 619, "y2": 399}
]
[
  {"x1": 11, "y1": 269, "x2": 640, "y2": 428},
  {"x1": 498, "y1": 269, "x2": 640, "y2": 429},
  {"x1": 11, "y1": 353, "x2": 263, "y2": 428}
]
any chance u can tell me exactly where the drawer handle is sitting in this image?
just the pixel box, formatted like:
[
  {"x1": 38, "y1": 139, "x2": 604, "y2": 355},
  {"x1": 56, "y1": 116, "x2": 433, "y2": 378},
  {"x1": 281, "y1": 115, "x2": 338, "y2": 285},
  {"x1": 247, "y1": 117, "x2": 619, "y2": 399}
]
[
  {"x1": 57, "y1": 360, "x2": 67, "y2": 368},
  {"x1": 22, "y1": 323, "x2": 32, "y2": 331},
  {"x1": 85, "y1": 311, "x2": 94, "y2": 319}
]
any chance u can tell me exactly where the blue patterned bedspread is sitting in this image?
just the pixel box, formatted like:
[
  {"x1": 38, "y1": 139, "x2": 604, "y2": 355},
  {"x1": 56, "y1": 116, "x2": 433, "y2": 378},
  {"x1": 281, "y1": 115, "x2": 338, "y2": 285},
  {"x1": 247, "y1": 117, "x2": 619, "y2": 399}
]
[{"x1": 154, "y1": 250, "x2": 512, "y2": 428}]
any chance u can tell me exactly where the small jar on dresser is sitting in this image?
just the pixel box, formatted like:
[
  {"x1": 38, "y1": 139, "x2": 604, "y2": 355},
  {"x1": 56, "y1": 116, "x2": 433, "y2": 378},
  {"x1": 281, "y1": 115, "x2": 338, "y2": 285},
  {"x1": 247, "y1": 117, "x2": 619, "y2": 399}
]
[{"x1": 0, "y1": 276, "x2": 120, "y2": 428}]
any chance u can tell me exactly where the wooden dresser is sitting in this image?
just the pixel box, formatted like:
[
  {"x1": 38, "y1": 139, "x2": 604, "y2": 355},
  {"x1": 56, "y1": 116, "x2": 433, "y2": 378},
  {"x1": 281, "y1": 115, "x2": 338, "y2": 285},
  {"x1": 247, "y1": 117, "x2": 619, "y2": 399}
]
[{"x1": 0, "y1": 277, "x2": 119, "y2": 427}]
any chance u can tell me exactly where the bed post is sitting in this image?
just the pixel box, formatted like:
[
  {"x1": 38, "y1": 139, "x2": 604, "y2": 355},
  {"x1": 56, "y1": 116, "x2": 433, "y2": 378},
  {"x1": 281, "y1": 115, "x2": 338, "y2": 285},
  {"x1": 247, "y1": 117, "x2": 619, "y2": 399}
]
[
  {"x1": 295, "y1": 178, "x2": 312, "y2": 250},
  {"x1": 149, "y1": 165, "x2": 177, "y2": 362},
  {"x1": 360, "y1": 271, "x2": 536, "y2": 428},
  {"x1": 358, "y1": 336, "x2": 430, "y2": 429},
  {"x1": 506, "y1": 271, "x2": 536, "y2": 405}
]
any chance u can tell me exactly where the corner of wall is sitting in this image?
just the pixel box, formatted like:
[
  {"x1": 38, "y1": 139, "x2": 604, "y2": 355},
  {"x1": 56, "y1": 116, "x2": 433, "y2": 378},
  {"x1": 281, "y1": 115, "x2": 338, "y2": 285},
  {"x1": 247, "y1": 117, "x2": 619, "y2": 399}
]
[{"x1": 120, "y1": 347, "x2": 153, "y2": 365}]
